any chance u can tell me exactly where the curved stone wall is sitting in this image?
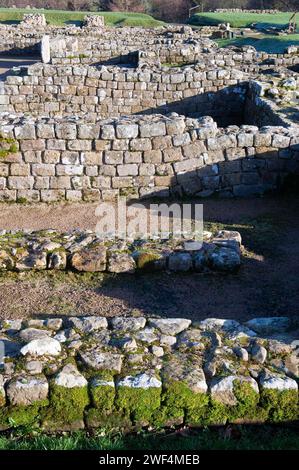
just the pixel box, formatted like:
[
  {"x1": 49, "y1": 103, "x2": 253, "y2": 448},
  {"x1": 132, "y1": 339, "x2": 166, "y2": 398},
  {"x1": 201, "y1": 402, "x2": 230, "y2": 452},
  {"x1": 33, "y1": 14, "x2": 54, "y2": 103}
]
[
  {"x1": 0, "y1": 63, "x2": 246, "y2": 124},
  {"x1": 0, "y1": 113, "x2": 298, "y2": 202}
]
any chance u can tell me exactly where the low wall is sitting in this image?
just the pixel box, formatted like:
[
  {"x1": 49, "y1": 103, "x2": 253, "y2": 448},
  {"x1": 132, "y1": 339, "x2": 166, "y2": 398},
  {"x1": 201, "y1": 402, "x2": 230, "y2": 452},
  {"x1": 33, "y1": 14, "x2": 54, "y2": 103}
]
[
  {"x1": 0, "y1": 113, "x2": 298, "y2": 203},
  {"x1": 0, "y1": 24, "x2": 214, "y2": 62},
  {"x1": 213, "y1": 9, "x2": 279, "y2": 14},
  {"x1": 0, "y1": 63, "x2": 247, "y2": 124},
  {"x1": 0, "y1": 314, "x2": 297, "y2": 431},
  {"x1": 0, "y1": 229, "x2": 242, "y2": 274},
  {"x1": 245, "y1": 81, "x2": 291, "y2": 127}
]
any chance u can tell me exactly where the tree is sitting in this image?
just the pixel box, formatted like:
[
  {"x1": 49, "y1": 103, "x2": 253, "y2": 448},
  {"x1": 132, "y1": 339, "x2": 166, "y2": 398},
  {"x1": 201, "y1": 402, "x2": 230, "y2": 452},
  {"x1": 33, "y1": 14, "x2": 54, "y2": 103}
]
[
  {"x1": 151, "y1": 0, "x2": 193, "y2": 22},
  {"x1": 104, "y1": 0, "x2": 146, "y2": 12}
]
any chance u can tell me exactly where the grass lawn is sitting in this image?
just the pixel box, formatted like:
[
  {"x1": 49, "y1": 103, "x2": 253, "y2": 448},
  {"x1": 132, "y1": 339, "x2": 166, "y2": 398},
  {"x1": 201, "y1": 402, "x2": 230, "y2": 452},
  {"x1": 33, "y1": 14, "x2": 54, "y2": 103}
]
[
  {"x1": 189, "y1": 11, "x2": 298, "y2": 30},
  {"x1": 216, "y1": 34, "x2": 299, "y2": 53},
  {"x1": 0, "y1": 8, "x2": 164, "y2": 28},
  {"x1": 0, "y1": 425, "x2": 298, "y2": 450}
]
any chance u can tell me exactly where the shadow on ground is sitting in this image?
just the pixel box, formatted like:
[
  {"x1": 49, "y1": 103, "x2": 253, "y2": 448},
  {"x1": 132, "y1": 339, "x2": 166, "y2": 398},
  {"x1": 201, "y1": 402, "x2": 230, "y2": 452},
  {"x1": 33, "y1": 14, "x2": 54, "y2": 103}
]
[{"x1": 0, "y1": 193, "x2": 299, "y2": 322}]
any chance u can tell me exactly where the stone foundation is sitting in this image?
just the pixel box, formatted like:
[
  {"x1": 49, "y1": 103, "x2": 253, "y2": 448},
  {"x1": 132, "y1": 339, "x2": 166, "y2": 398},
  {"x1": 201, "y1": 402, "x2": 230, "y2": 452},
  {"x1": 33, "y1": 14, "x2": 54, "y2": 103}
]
[
  {"x1": 0, "y1": 229, "x2": 242, "y2": 274},
  {"x1": 213, "y1": 9, "x2": 279, "y2": 14},
  {"x1": 0, "y1": 24, "x2": 299, "y2": 203},
  {"x1": 0, "y1": 315, "x2": 297, "y2": 431}
]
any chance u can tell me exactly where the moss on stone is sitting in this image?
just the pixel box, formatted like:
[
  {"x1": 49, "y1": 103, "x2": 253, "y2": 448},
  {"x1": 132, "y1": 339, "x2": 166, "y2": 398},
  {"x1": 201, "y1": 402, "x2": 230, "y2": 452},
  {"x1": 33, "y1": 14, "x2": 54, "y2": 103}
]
[
  {"x1": 207, "y1": 380, "x2": 267, "y2": 425},
  {"x1": 135, "y1": 251, "x2": 163, "y2": 271},
  {"x1": 231, "y1": 380, "x2": 263, "y2": 420},
  {"x1": 90, "y1": 375, "x2": 115, "y2": 413},
  {"x1": 116, "y1": 385, "x2": 161, "y2": 426},
  {"x1": 0, "y1": 400, "x2": 48, "y2": 430},
  {"x1": 260, "y1": 389, "x2": 298, "y2": 422},
  {"x1": 41, "y1": 384, "x2": 89, "y2": 427},
  {"x1": 0, "y1": 392, "x2": 5, "y2": 408},
  {"x1": 0, "y1": 137, "x2": 18, "y2": 159},
  {"x1": 85, "y1": 408, "x2": 132, "y2": 431},
  {"x1": 157, "y1": 380, "x2": 209, "y2": 427}
]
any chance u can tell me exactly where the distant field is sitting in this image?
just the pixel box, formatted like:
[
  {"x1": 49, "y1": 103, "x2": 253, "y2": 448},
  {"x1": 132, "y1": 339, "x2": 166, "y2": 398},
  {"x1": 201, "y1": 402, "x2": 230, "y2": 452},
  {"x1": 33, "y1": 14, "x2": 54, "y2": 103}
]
[
  {"x1": 188, "y1": 11, "x2": 299, "y2": 53},
  {"x1": 0, "y1": 8, "x2": 164, "y2": 27},
  {"x1": 189, "y1": 11, "x2": 298, "y2": 31},
  {"x1": 217, "y1": 34, "x2": 299, "y2": 54}
]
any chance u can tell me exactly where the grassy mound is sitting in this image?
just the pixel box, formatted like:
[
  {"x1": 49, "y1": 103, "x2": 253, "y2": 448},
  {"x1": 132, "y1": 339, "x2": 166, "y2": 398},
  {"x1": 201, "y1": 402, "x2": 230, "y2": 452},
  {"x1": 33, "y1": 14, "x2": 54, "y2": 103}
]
[{"x1": 0, "y1": 8, "x2": 164, "y2": 28}]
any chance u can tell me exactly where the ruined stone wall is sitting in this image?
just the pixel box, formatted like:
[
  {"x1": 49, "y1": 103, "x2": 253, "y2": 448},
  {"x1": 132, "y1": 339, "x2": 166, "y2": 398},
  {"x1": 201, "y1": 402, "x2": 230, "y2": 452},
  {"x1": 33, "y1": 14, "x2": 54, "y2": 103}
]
[
  {"x1": 0, "y1": 63, "x2": 247, "y2": 125},
  {"x1": 0, "y1": 113, "x2": 298, "y2": 203},
  {"x1": 245, "y1": 81, "x2": 293, "y2": 128},
  {"x1": 0, "y1": 312, "x2": 297, "y2": 431},
  {"x1": 213, "y1": 9, "x2": 279, "y2": 14},
  {"x1": 0, "y1": 229, "x2": 242, "y2": 274},
  {"x1": 0, "y1": 24, "x2": 214, "y2": 61}
]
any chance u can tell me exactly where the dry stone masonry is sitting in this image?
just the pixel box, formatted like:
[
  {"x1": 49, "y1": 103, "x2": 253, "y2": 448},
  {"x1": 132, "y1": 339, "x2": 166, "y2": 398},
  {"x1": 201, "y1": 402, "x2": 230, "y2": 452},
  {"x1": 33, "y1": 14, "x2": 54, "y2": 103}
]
[
  {"x1": 213, "y1": 9, "x2": 279, "y2": 14},
  {"x1": 0, "y1": 19, "x2": 299, "y2": 202},
  {"x1": 0, "y1": 229, "x2": 242, "y2": 274},
  {"x1": 0, "y1": 314, "x2": 297, "y2": 431},
  {"x1": 21, "y1": 13, "x2": 47, "y2": 28},
  {"x1": 0, "y1": 16, "x2": 298, "y2": 434},
  {"x1": 0, "y1": 112, "x2": 298, "y2": 202}
]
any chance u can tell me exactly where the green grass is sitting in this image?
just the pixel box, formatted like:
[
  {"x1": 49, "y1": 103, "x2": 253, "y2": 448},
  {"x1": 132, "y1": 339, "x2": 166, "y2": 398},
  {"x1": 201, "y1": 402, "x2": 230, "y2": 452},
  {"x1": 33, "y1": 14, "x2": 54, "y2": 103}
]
[
  {"x1": 189, "y1": 11, "x2": 298, "y2": 30},
  {"x1": 0, "y1": 8, "x2": 164, "y2": 28},
  {"x1": 189, "y1": 11, "x2": 299, "y2": 53},
  {"x1": 216, "y1": 34, "x2": 299, "y2": 54},
  {"x1": 0, "y1": 426, "x2": 298, "y2": 450}
]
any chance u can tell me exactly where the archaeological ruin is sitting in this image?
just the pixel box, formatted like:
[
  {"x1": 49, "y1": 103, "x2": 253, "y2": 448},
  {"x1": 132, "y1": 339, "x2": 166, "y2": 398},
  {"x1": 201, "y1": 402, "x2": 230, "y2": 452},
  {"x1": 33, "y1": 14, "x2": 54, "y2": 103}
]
[
  {"x1": 0, "y1": 14, "x2": 299, "y2": 203},
  {"x1": 0, "y1": 14, "x2": 298, "y2": 432}
]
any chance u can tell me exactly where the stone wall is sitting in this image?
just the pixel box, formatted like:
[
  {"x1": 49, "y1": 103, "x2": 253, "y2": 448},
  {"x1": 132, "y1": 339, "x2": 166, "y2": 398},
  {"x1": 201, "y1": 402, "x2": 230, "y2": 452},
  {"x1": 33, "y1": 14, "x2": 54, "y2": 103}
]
[
  {"x1": 0, "y1": 229, "x2": 242, "y2": 274},
  {"x1": 0, "y1": 63, "x2": 247, "y2": 124},
  {"x1": 0, "y1": 113, "x2": 298, "y2": 203},
  {"x1": 0, "y1": 314, "x2": 297, "y2": 431},
  {"x1": 0, "y1": 24, "x2": 214, "y2": 62},
  {"x1": 21, "y1": 14, "x2": 47, "y2": 28},
  {"x1": 245, "y1": 81, "x2": 291, "y2": 128},
  {"x1": 213, "y1": 9, "x2": 279, "y2": 14}
]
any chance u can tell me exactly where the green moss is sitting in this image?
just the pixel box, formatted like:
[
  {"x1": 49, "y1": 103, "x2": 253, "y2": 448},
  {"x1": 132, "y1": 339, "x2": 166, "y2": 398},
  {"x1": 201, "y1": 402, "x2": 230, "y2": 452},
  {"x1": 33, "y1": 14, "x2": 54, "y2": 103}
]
[
  {"x1": 157, "y1": 380, "x2": 209, "y2": 427},
  {"x1": 207, "y1": 380, "x2": 267, "y2": 425},
  {"x1": 85, "y1": 408, "x2": 132, "y2": 431},
  {"x1": 0, "y1": 137, "x2": 18, "y2": 159},
  {"x1": 0, "y1": 392, "x2": 5, "y2": 408},
  {"x1": 116, "y1": 384, "x2": 161, "y2": 426},
  {"x1": 0, "y1": 400, "x2": 48, "y2": 430},
  {"x1": 16, "y1": 197, "x2": 28, "y2": 204},
  {"x1": 232, "y1": 381, "x2": 267, "y2": 422},
  {"x1": 260, "y1": 389, "x2": 298, "y2": 422},
  {"x1": 206, "y1": 399, "x2": 229, "y2": 425},
  {"x1": 119, "y1": 187, "x2": 138, "y2": 197},
  {"x1": 42, "y1": 384, "x2": 89, "y2": 427},
  {"x1": 135, "y1": 251, "x2": 163, "y2": 271},
  {"x1": 90, "y1": 375, "x2": 115, "y2": 413}
]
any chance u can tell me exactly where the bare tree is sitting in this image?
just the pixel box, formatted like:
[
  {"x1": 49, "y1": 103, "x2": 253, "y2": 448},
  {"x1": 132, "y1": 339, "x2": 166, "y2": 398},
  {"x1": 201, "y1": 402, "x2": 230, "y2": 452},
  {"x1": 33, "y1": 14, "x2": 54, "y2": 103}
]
[{"x1": 104, "y1": 0, "x2": 146, "y2": 12}]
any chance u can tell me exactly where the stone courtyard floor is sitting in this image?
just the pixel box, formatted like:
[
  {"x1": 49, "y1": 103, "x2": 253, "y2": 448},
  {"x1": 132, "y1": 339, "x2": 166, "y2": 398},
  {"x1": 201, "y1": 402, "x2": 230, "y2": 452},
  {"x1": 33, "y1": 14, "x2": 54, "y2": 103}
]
[{"x1": 0, "y1": 193, "x2": 298, "y2": 322}]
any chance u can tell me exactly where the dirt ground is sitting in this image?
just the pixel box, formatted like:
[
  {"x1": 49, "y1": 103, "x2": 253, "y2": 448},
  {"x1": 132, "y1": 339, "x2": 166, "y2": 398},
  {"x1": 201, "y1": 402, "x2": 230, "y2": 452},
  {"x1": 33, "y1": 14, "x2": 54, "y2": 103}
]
[{"x1": 0, "y1": 194, "x2": 298, "y2": 323}]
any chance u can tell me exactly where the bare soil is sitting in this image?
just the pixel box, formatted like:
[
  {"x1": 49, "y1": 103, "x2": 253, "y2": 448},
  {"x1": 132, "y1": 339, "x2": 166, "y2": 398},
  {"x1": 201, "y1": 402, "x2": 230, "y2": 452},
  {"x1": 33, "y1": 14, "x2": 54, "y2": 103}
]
[{"x1": 0, "y1": 194, "x2": 298, "y2": 323}]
